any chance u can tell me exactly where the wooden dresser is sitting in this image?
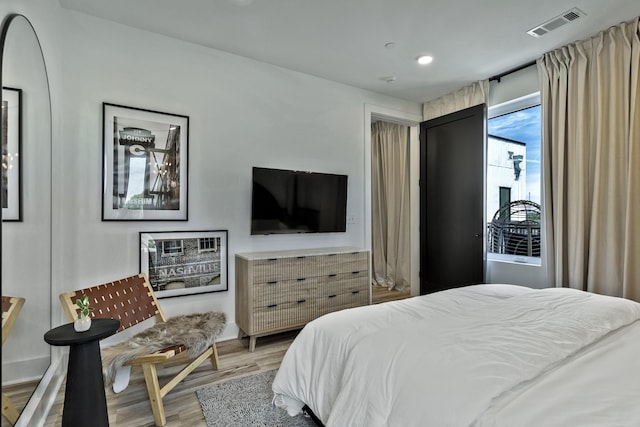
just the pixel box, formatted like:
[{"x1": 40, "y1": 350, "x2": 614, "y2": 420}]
[{"x1": 235, "y1": 246, "x2": 370, "y2": 351}]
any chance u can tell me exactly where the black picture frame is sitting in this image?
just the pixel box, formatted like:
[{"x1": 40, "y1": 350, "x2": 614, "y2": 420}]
[
  {"x1": 102, "y1": 103, "x2": 188, "y2": 221},
  {"x1": 139, "y1": 230, "x2": 229, "y2": 298},
  {"x1": 2, "y1": 86, "x2": 22, "y2": 221}
]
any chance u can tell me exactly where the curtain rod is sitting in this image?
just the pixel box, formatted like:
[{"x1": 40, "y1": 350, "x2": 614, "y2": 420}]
[{"x1": 489, "y1": 60, "x2": 537, "y2": 82}]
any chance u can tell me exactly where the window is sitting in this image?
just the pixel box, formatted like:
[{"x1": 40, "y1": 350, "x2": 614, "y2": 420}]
[
  {"x1": 198, "y1": 237, "x2": 219, "y2": 253},
  {"x1": 161, "y1": 239, "x2": 184, "y2": 256},
  {"x1": 487, "y1": 93, "x2": 541, "y2": 263},
  {"x1": 499, "y1": 187, "x2": 511, "y2": 220}
]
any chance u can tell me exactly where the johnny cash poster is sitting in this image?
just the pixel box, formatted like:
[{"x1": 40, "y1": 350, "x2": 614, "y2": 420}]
[{"x1": 102, "y1": 103, "x2": 188, "y2": 220}]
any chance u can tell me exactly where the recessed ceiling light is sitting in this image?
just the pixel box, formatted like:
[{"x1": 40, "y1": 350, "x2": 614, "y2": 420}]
[{"x1": 417, "y1": 55, "x2": 433, "y2": 65}]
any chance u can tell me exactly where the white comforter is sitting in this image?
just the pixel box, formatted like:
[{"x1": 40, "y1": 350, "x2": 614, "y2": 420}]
[{"x1": 272, "y1": 284, "x2": 640, "y2": 426}]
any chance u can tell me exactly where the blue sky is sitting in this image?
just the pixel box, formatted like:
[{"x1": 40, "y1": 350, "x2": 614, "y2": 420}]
[{"x1": 488, "y1": 105, "x2": 541, "y2": 203}]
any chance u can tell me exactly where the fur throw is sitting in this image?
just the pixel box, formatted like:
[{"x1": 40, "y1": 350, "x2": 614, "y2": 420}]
[{"x1": 101, "y1": 311, "x2": 226, "y2": 386}]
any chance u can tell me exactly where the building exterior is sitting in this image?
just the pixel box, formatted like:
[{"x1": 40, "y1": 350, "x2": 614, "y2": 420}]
[
  {"x1": 147, "y1": 236, "x2": 222, "y2": 291},
  {"x1": 486, "y1": 134, "x2": 527, "y2": 222}
]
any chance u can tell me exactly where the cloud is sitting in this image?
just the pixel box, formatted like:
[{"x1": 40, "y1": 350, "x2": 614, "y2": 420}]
[
  {"x1": 489, "y1": 104, "x2": 542, "y2": 204},
  {"x1": 488, "y1": 105, "x2": 541, "y2": 146}
]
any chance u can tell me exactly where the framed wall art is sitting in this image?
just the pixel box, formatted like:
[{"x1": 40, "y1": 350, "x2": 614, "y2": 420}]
[
  {"x1": 139, "y1": 230, "x2": 228, "y2": 298},
  {"x1": 102, "y1": 103, "x2": 188, "y2": 220},
  {"x1": 2, "y1": 87, "x2": 22, "y2": 221}
]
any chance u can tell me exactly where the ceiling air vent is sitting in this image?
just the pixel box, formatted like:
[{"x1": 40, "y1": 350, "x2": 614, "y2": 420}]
[{"x1": 527, "y1": 7, "x2": 586, "y2": 38}]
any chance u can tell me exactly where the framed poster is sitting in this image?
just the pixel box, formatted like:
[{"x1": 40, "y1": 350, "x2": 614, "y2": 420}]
[
  {"x1": 139, "y1": 230, "x2": 228, "y2": 298},
  {"x1": 102, "y1": 103, "x2": 188, "y2": 220},
  {"x1": 2, "y1": 87, "x2": 22, "y2": 221}
]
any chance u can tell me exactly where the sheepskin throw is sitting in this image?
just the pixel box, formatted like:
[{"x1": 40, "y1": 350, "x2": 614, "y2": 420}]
[{"x1": 101, "y1": 311, "x2": 226, "y2": 386}]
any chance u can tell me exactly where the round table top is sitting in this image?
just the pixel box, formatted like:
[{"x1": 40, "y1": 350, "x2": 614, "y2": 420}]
[{"x1": 44, "y1": 318, "x2": 120, "y2": 346}]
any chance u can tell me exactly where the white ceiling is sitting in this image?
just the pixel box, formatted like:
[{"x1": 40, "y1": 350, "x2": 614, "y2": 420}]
[{"x1": 58, "y1": 0, "x2": 640, "y2": 103}]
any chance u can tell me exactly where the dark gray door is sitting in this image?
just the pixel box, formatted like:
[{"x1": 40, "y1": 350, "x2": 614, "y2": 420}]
[{"x1": 420, "y1": 104, "x2": 486, "y2": 294}]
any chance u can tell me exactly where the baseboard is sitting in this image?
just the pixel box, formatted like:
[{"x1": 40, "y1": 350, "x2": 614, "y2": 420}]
[
  {"x1": 1, "y1": 356, "x2": 50, "y2": 385},
  {"x1": 15, "y1": 351, "x2": 67, "y2": 427},
  {"x1": 217, "y1": 320, "x2": 239, "y2": 342}
]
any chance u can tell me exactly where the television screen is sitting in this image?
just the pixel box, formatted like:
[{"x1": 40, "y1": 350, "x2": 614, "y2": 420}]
[{"x1": 251, "y1": 167, "x2": 348, "y2": 235}]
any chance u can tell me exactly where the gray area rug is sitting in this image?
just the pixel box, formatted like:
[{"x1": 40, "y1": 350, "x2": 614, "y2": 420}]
[{"x1": 197, "y1": 369, "x2": 317, "y2": 427}]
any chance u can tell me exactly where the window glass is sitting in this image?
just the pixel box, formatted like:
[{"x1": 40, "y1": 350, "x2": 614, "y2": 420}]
[
  {"x1": 487, "y1": 94, "x2": 541, "y2": 262},
  {"x1": 161, "y1": 239, "x2": 184, "y2": 256},
  {"x1": 499, "y1": 187, "x2": 511, "y2": 220},
  {"x1": 199, "y1": 237, "x2": 219, "y2": 252}
]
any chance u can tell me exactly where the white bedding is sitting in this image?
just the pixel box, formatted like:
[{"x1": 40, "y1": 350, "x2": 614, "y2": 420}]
[{"x1": 272, "y1": 284, "x2": 640, "y2": 426}]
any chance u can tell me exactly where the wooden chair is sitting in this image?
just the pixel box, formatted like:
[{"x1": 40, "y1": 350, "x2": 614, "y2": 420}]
[
  {"x1": 59, "y1": 274, "x2": 221, "y2": 426},
  {"x1": 2, "y1": 296, "x2": 26, "y2": 426}
]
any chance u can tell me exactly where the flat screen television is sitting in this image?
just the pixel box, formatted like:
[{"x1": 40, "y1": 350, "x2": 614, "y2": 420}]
[{"x1": 251, "y1": 167, "x2": 348, "y2": 235}]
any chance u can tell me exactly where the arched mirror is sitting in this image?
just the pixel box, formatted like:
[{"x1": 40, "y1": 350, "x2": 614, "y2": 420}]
[{"x1": 1, "y1": 13, "x2": 52, "y2": 426}]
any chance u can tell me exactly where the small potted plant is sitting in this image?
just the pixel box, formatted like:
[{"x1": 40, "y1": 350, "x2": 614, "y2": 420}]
[{"x1": 74, "y1": 294, "x2": 94, "y2": 332}]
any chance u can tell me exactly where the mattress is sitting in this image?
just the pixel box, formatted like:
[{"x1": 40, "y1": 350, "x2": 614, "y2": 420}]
[{"x1": 272, "y1": 284, "x2": 640, "y2": 426}]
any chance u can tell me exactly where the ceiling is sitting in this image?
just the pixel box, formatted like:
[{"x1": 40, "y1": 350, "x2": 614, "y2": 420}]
[{"x1": 58, "y1": 0, "x2": 640, "y2": 103}]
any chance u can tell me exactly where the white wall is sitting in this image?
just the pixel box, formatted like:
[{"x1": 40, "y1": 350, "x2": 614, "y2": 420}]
[
  {"x1": 1, "y1": 2, "x2": 553, "y2": 421},
  {"x1": 488, "y1": 64, "x2": 539, "y2": 106},
  {"x1": 2, "y1": 0, "x2": 421, "y2": 388},
  {"x1": 51, "y1": 10, "x2": 419, "y2": 345},
  {"x1": 0, "y1": 0, "x2": 548, "y2": 391},
  {"x1": 486, "y1": 65, "x2": 547, "y2": 289}
]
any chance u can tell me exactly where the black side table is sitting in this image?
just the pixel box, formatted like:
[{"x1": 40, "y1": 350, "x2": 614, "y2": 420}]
[{"x1": 44, "y1": 318, "x2": 120, "y2": 427}]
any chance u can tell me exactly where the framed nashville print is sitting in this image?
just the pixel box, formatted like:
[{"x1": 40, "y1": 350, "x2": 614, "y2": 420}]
[
  {"x1": 102, "y1": 103, "x2": 188, "y2": 220},
  {"x1": 139, "y1": 230, "x2": 228, "y2": 298},
  {"x1": 2, "y1": 87, "x2": 22, "y2": 221}
]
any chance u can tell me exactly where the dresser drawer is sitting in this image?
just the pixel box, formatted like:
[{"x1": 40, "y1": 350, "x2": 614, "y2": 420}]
[
  {"x1": 253, "y1": 297, "x2": 315, "y2": 332},
  {"x1": 254, "y1": 283, "x2": 314, "y2": 307},
  {"x1": 316, "y1": 288, "x2": 369, "y2": 317},
  {"x1": 318, "y1": 251, "x2": 369, "y2": 275},
  {"x1": 250, "y1": 256, "x2": 320, "y2": 283},
  {"x1": 318, "y1": 271, "x2": 369, "y2": 295}
]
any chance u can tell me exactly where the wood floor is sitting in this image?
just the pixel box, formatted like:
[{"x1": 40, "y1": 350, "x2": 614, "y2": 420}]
[
  {"x1": 371, "y1": 284, "x2": 411, "y2": 304},
  {"x1": 3, "y1": 286, "x2": 411, "y2": 427},
  {"x1": 1, "y1": 382, "x2": 38, "y2": 427}
]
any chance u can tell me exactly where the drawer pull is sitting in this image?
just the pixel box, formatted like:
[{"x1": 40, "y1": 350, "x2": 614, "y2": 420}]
[
  {"x1": 297, "y1": 256, "x2": 306, "y2": 259},
  {"x1": 328, "y1": 274, "x2": 337, "y2": 277},
  {"x1": 351, "y1": 290, "x2": 360, "y2": 294},
  {"x1": 297, "y1": 278, "x2": 306, "y2": 282},
  {"x1": 267, "y1": 281, "x2": 278, "y2": 285},
  {"x1": 328, "y1": 294, "x2": 337, "y2": 298},
  {"x1": 267, "y1": 304, "x2": 278, "y2": 308},
  {"x1": 352, "y1": 271, "x2": 360, "y2": 275},
  {"x1": 297, "y1": 299, "x2": 306, "y2": 304},
  {"x1": 267, "y1": 258, "x2": 278, "y2": 261}
]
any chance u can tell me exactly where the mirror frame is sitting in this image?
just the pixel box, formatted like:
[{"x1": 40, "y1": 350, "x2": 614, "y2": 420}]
[{"x1": 0, "y1": 12, "x2": 53, "y2": 425}]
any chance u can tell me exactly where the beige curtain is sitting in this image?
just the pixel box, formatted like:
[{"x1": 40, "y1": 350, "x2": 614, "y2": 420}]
[
  {"x1": 371, "y1": 121, "x2": 410, "y2": 291},
  {"x1": 538, "y1": 17, "x2": 640, "y2": 301},
  {"x1": 423, "y1": 80, "x2": 489, "y2": 121}
]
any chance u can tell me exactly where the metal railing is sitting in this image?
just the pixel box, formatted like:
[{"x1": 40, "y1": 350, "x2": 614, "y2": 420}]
[{"x1": 488, "y1": 200, "x2": 541, "y2": 257}]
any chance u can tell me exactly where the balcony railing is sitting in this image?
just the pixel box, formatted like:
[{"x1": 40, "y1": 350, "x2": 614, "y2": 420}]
[{"x1": 488, "y1": 200, "x2": 541, "y2": 257}]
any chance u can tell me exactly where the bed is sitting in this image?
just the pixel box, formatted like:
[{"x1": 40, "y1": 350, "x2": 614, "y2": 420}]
[{"x1": 272, "y1": 284, "x2": 640, "y2": 426}]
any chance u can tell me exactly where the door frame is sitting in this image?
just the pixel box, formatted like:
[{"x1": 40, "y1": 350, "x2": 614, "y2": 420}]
[{"x1": 364, "y1": 104, "x2": 422, "y2": 296}]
